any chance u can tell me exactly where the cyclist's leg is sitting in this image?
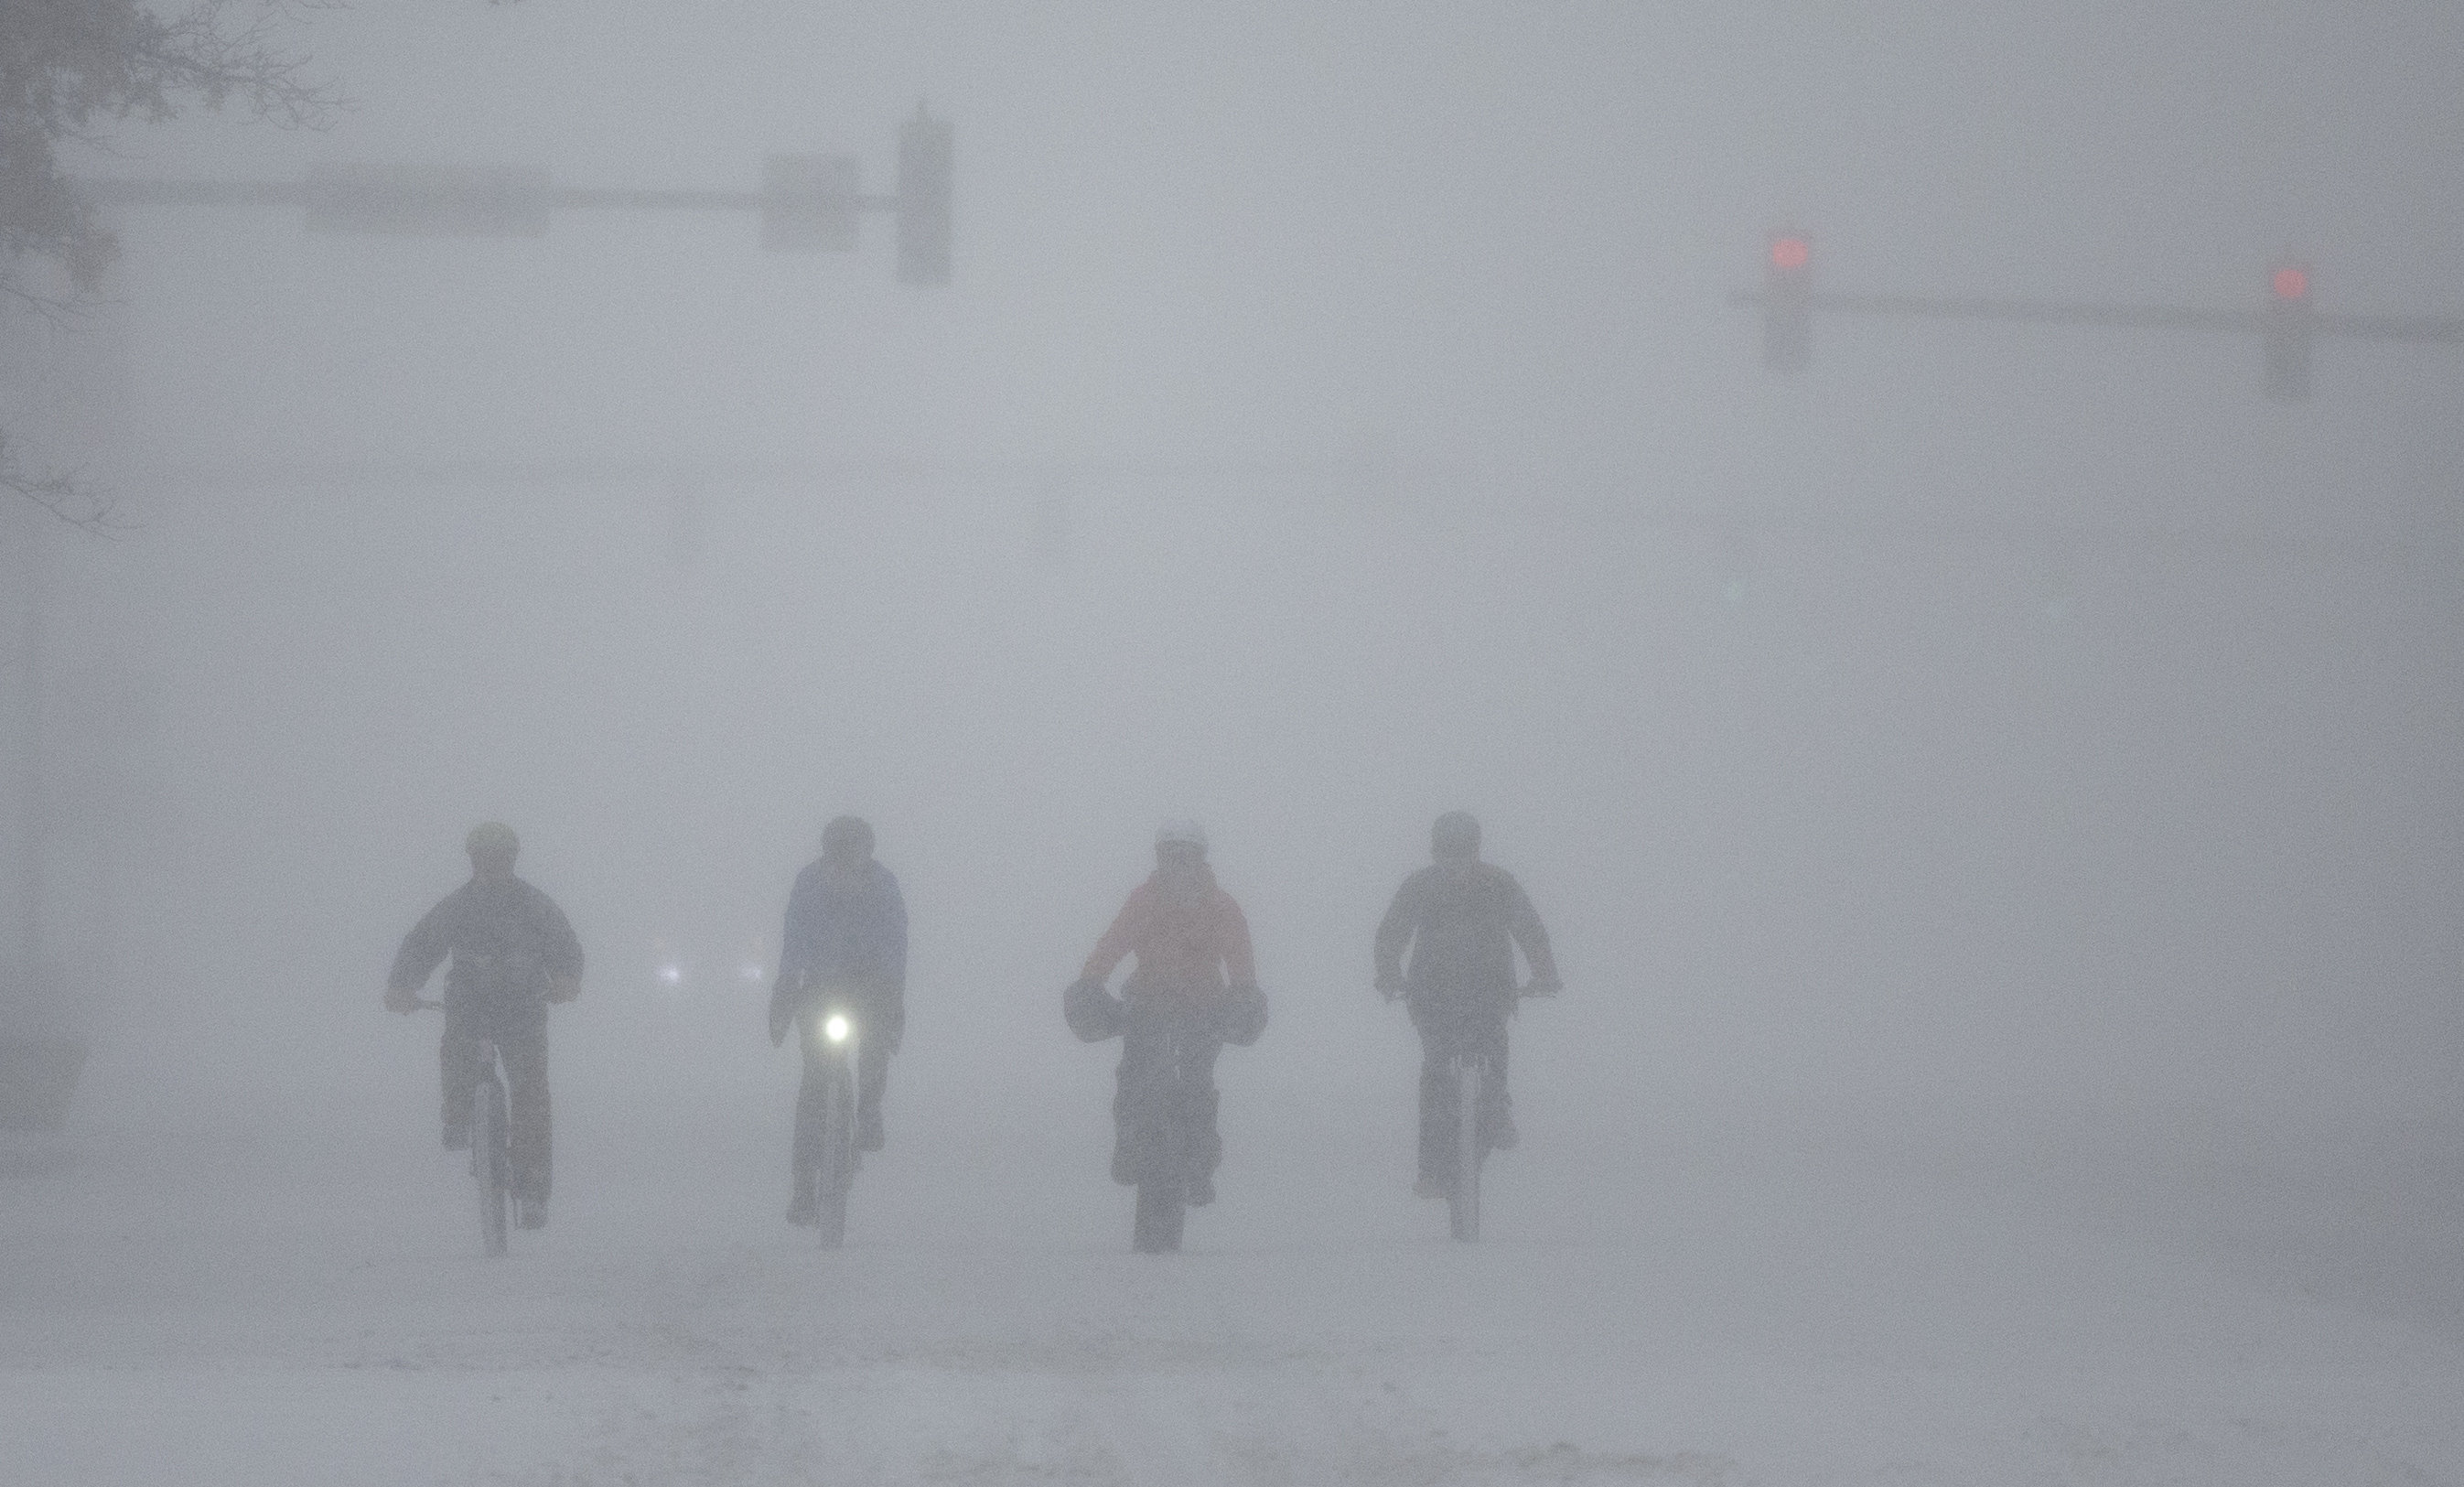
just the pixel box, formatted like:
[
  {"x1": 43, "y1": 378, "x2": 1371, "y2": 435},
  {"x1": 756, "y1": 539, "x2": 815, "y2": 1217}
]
[
  {"x1": 1193, "y1": 1025, "x2": 1223, "y2": 1164},
  {"x1": 1111, "y1": 998, "x2": 1164, "y2": 1185},
  {"x1": 499, "y1": 1020, "x2": 553, "y2": 1204},
  {"x1": 438, "y1": 1012, "x2": 482, "y2": 1149},
  {"x1": 855, "y1": 1020, "x2": 890, "y2": 1149}
]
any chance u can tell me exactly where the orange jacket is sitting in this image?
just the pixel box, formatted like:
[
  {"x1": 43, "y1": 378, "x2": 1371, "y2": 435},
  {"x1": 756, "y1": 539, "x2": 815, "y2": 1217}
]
[{"x1": 1081, "y1": 867, "x2": 1255, "y2": 998}]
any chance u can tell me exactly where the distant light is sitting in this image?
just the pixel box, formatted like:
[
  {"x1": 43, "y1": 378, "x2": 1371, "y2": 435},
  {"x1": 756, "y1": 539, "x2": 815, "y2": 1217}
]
[
  {"x1": 656, "y1": 963, "x2": 683, "y2": 986},
  {"x1": 2272, "y1": 266, "x2": 2310, "y2": 302},
  {"x1": 1769, "y1": 236, "x2": 1810, "y2": 272},
  {"x1": 823, "y1": 1013, "x2": 851, "y2": 1044},
  {"x1": 739, "y1": 963, "x2": 765, "y2": 984}
]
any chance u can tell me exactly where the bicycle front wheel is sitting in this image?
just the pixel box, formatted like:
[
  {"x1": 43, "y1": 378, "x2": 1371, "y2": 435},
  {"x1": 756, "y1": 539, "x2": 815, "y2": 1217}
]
[
  {"x1": 1449, "y1": 1060, "x2": 1482, "y2": 1243},
  {"x1": 473, "y1": 1072, "x2": 510, "y2": 1257},
  {"x1": 812, "y1": 1047, "x2": 859, "y2": 1248}
]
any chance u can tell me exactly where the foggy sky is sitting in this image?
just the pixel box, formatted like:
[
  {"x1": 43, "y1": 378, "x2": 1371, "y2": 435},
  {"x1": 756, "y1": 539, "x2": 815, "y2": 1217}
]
[{"x1": 14, "y1": 1, "x2": 2464, "y2": 1160}]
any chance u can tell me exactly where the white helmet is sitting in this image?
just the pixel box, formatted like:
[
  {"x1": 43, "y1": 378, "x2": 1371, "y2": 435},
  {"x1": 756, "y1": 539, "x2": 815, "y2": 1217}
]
[{"x1": 1155, "y1": 818, "x2": 1208, "y2": 852}]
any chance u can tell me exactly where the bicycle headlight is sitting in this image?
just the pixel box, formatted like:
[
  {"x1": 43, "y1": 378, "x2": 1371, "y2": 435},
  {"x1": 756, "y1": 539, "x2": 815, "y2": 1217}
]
[{"x1": 822, "y1": 1013, "x2": 851, "y2": 1045}]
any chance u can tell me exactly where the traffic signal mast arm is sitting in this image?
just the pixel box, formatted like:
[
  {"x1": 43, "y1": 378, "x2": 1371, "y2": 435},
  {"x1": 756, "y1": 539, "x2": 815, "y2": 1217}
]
[
  {"x1": 1737, "y1": 236, "x2": 2461, "y2": 402},
  {"x1": 1724, "y1": 286, "x2": 2464, "y2": 341},
  {"x1": 78, "y1": 174, "x2": 898, "y2": 225},
  {"x1": 73, "y1": 104, "x2": 951, "y2": 283}
]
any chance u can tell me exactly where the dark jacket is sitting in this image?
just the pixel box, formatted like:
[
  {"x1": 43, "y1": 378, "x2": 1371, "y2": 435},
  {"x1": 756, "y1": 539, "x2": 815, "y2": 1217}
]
[
  {"x1": 1374, "y1": 860, "x2": 1556, "y2": 1008},
  {"x1": 389, "y1": 876, "x2": 584, "y2": 1018},
  {"x1": 774, "y1": 857, "x2": 908, "y2": 1006}
]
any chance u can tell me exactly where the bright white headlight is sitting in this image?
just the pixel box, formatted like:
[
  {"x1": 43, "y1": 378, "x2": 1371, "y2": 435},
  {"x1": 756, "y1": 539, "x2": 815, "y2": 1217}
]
[{"x1": 822, "y1": 1013, "x2": 851, "y2": 1044}]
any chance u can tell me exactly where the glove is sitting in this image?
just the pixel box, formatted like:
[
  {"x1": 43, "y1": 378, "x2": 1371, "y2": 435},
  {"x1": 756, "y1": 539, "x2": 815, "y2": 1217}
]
[
  {"x1": 1374, "y1": 971, "x2": 1404, "y2": 1002},
  {"x1": 1523, "y1": 975, "x2": 1563, "y2": 998},
  {"x1": 768, "y1": 987, "x2": 795, "y2": 1047},
  {"x1": 383, "y1": 985, "x2": 421, "y2": 1015},
  {"x1": 1063, "y1": 977, "x2": 1125, "y2": 1042},
  {"x1": 1217, "y1": 982, "x2": 1268, "y2": 1047},
  {"x1": 546, "y1": 975, "x2": 581, "y2": 1005}
]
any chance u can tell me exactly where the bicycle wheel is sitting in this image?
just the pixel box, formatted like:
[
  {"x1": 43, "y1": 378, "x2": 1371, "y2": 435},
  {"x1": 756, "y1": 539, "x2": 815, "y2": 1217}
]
[
  {"x1": 1449, "y1": 1059, "x2": 1482, "y2": 1243},
  {"x1": 1134, "y1": 1176, "x2": 1185, "y2": 1253},
  {"x1": 812, "y1": 1046, "x2": 858, "y2": 1248},
  {"x1": 473, "y1": 1071, "x2": 510, "y2": 1257}
]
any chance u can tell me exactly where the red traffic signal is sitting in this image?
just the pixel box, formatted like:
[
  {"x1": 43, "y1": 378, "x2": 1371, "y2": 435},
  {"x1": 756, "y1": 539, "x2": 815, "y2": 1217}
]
[
  {"x1": 1761, "y1": 232, "x2": 1812, "y2": 372},
  {"x1": 2265, "y1": 263, "x2": 2314, "y2": 402}
]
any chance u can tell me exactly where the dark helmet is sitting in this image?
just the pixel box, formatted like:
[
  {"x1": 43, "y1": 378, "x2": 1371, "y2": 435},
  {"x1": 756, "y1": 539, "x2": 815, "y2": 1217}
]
[
  {"x1": 1431, "y1": 811, "x2": 1480, "y2": 860},
  {"x1": 465, "y1": 821, "x2": 519, "y2": 869},
  {"x1": 821, "y1": 814, "x2": 875, "y2": 860},
  {"x1": 1215, "y1": 982, "x2": 1268, "y2": 1047},
  {"x1": 1064, "y1": 978, "x2": 1125, "y2": 1042}
]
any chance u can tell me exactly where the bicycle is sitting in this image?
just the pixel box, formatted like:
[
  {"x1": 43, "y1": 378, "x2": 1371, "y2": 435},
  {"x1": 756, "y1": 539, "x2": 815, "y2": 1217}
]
[
  {"x1": 1393, "y1": 977, "x2": 1555, "y2": 1245},
  {"x1": 797, "y1": 997, "x2": 865, "y2": 1248},
  {"x1": 413, "y1": 999, "x2": 514, "y2": 1257},
  {"x1": 1118, "y1": 1011, "x2": 1213, "y2": 1255}
]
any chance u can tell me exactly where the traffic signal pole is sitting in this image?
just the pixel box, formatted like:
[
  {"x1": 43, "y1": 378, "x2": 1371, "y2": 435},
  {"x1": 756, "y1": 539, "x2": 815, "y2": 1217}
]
[{"x1": 1730, "y1": 238, "x2": 2464, "y2": 401}]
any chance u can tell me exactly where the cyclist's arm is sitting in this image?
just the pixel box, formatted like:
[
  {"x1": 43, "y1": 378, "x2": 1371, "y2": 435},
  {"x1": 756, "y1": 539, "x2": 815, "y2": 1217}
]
[
  {"x1": 1373, "y1": 876, "x2": 1421, "y2": 992},
  {"x1": 1079, "y1": 884, "x2": 1149, "y2": 987},
  {"x1": 879, "y1": 869, "x2": 909, "y2": 999},
  {"x1": 1220, "y1": 892, "x2": 1255, "y2": 987},
  {"x1": 386, "y1": 899, "x2": 454, "y2": 1007},
  {"x1": 774, "y1": 866, "x2": 820, "y2": 996},
  {"x1": 1506, "y1": 877, "x2": 1560, "y2": 993},
  {"x1": 541, "y1": 895, "x2": 584, "y2": 1002}
]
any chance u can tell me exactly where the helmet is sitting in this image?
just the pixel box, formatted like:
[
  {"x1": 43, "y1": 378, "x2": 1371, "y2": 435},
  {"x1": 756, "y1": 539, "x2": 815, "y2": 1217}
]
[
  {"x1": 821, "y1": 814, "x2": 874, "y2": 859},
  {"x1": 465, "y1": 822, "x2": 520, "y2": 867},
  {"x1": 1156, "y1": 818, "x2": 1208, "y2": 852},
  {"x1": 1215, "y1": 982, "x2": 1268, "y2": 1047},
  {"x1": 1063, "y1": 978, "x2": 1125, "y2": 1042},
  {"x1": 1431, "y1": 811, "x2": 1480, "y2": 860}
]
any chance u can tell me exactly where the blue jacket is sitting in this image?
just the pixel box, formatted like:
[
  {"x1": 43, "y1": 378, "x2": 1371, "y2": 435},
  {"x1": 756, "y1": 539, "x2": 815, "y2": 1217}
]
[{"x1": 776, "y1": 858, "x2": 907, "y2": 1002}]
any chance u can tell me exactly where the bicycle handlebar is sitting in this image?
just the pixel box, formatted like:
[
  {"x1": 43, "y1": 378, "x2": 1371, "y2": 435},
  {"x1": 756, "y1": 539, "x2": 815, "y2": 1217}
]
[{"x1": 1380, "y1": 980, "x2": 1562, "y2": 1001}]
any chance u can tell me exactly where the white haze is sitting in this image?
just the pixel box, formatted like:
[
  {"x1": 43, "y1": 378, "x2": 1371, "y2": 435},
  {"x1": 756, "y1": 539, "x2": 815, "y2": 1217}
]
[{"x1": 5, "y1": 4, "x2": 2461, "y2": 1483}]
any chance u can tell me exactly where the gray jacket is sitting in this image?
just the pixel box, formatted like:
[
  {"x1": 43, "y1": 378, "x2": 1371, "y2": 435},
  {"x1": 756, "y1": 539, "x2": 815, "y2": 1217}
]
[
  {"x1": 390, "y1": 876, "x2": 583, "y2": 1017},
  {"x1": 1374, "y1": 861, "x2": 1556, "y2": 1007}
]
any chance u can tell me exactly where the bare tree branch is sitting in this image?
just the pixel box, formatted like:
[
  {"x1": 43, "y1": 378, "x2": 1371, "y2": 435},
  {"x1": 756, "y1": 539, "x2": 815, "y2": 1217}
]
[
  {"x1": 1, "y1": 434, "x2": 126, "y2": 533},
  {"x1": 2, "y1": 2, "x2": 339, "y2": 531}
]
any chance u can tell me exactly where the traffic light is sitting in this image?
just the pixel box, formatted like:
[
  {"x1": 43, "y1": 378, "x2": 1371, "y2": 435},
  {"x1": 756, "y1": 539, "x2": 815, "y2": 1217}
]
[
  {"x1": 1762, "y1": 232, "x2": 1812, "y2": 372},
  {"x1": 896, "y1": 103, "x2": 953, "y2": 286},
  {"x1": 2265, "y1": 263, "x2": 2314, "y2": 402},
  {"x1": 761, "y1": 155, "x2": 859, "y2": 253}
]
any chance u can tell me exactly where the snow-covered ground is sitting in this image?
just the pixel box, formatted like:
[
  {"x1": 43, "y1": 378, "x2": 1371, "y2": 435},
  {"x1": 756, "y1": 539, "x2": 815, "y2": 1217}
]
[{"x1": 6, "y1": 1013, "x2": 2459, "y2": 1486}]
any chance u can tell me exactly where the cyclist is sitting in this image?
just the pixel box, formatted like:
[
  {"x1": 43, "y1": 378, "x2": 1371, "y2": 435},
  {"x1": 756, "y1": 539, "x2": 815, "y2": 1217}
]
[
  {"x1": 769, "y1": 814, "x2": 907, "y2": 1226},
  {"x1": 385, "y1": 822, "x2": 584, "y2": 1229},
  {"x1": 1065, "y1": 819, "x2": 1266, "y2": 1211},
  {"x1": 1374, "y1": 811, "x2": 1559, "y2": 1198}
]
